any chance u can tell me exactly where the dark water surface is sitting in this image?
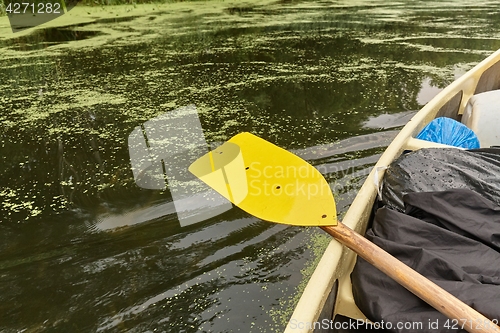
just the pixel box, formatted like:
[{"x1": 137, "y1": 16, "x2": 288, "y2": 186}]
[{"x1": 1, "y1": 1, "x2": 499, "y2": 332}]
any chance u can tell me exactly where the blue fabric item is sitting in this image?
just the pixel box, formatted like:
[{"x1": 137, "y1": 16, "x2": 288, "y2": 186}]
[{"x1": 416, "y1": 117, "x2": 480, "y2": 149}]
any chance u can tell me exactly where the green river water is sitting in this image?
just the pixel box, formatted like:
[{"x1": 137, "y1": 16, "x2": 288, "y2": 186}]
[{"x1": 1, "y1": 0, "x2": 499, "y2": 332}]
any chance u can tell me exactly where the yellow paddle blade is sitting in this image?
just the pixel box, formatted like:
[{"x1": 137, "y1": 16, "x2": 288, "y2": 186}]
[{"x1": 189, "y1": 132, "x2": 337, "y2": 226}]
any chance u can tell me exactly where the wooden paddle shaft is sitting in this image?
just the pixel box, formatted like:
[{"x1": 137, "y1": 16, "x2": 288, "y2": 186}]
[{"x1": 321, "y1": 222, "x2": 500, "y2": 333}]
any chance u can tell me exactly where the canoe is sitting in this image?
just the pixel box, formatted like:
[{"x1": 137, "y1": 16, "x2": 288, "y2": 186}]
[{"x1": 285, "y1": 48, "x2": 500, "y2": 333}]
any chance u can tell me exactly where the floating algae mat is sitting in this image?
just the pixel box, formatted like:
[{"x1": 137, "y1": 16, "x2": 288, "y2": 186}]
[{"x1": 1, "y1": 0, "x2": 499, "y2": 331}]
